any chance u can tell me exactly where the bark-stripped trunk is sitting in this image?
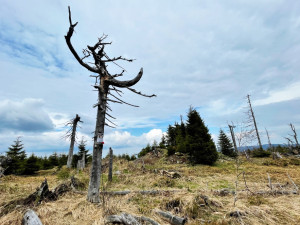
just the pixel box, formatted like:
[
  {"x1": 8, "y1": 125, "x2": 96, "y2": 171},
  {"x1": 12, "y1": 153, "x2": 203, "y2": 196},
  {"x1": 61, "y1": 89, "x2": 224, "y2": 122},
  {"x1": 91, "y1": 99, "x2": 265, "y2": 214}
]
[
  {"x1": 247, "y1": 95, "x2": 262, "y2": 149},
  {"x1": 265, "y1": 128, "x2": 275, "y2": 159},
  {"x1": 87, "y1": 78, "x2": 108, "y2": 203},
  {"x1": 67, "y1": 114, "x2": 80, "y2": 168},
  {"x1": 290, "y1": 123, "x2": 299, "y2": 148},
  {"x1": 228, "y1": 125, "x2": 238, "y2": 153},
  {"x1": 77, "y1": 152, "x2": 85, "y2": 170},
  {"x1": 108, "y1": 147, "x2": 113, "y2": 182},
  {"x1": 65, "y1": 7, "x2": 155, "y2": 203}
]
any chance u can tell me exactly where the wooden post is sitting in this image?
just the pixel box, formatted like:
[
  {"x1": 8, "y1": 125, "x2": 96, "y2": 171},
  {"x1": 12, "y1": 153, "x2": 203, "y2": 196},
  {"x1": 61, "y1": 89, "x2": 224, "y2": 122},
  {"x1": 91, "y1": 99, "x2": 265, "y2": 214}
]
[{"x1": 108, "y1": 147, "x2": 113, "y2": 182}]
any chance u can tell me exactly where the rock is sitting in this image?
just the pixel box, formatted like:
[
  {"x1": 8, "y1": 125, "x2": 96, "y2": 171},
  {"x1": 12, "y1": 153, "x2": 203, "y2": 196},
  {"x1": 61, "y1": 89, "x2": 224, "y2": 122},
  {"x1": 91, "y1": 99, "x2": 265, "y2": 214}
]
[{"x1": 229, "y1": 211, "x2": 246, "y2": 217}]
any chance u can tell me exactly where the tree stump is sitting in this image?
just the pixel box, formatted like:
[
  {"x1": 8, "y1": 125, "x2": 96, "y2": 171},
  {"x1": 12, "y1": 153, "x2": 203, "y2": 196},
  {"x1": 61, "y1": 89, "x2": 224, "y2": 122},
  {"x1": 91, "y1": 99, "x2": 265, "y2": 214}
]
[{"x1": 22, "y1": 209, "x2": 43, "y2": 225}]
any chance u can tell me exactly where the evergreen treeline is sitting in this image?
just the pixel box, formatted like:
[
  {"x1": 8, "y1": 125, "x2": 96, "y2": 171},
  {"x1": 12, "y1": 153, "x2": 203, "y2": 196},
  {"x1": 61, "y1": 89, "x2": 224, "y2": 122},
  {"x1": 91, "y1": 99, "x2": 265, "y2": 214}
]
[
  {"x1": 147, "y1": 107, "x2": 218, "y2": 165},
  {"x1": 138, "y1": 141, "x2": 159, "y2": 158},
  {"x1": 0, "y1": 137, "x2": 90, "y2": 175},
  {"x1": 116, "y1": 154, "x2": 137, "y2": 161}
]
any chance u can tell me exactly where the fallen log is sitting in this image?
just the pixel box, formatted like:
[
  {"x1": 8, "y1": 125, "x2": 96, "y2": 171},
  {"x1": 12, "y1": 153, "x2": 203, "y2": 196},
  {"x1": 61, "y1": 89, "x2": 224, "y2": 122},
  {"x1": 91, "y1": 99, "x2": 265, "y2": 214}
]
[
  {"x1": 105, "y1": 213, "x2": 161, "y2": 225},
  {"x1": 155, "y1": 209, "x2": 186, "y2": 225},
  {"x1": 213, "y1": 188, "x2": 235, "y2": 196},
  {"x1": 101, "y1": 189, "x2": 181, "y2": 196},
  {"x1": 139, "y1": 216, "x2": 160, "y2": 225},
  {"x1": 22, "y1": 209, "x2": 43, "y2": 225},
  {"x1": 105, "y1": 213, "x2": 141, "y2": 225},
  {"x1": 160, "y1": 170, "x2": 181, "y2": 179},
  {"x1": 255, "y1": 190, "x2": 297, "y2": 195}
]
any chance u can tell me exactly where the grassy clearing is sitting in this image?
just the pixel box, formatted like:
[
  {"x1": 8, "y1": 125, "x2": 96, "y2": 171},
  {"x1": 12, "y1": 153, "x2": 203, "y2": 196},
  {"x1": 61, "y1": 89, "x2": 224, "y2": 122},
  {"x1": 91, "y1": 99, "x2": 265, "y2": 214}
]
[{"x1": 1, "y1": 154, "x2": 300, "y2": 224}]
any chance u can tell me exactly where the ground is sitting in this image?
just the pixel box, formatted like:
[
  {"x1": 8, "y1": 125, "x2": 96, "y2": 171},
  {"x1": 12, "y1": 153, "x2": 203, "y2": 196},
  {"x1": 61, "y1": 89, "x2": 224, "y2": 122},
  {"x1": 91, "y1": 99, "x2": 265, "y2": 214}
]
[{"x1": 1, "y1": 151, "x2": 300, "y2": 225}]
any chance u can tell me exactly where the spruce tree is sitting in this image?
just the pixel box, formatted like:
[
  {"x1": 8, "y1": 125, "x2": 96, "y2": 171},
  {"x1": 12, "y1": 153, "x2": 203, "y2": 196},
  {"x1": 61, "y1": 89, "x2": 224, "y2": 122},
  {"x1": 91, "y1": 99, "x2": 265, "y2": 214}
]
[
  {"x1": 166, "y1": 125, "x2": 176, "y2": 146},
  {"x1": 49, "y1": 152, "x2": 59, "y2": 167},
  {"x1": 78, "y1": 138, "x2": 89, "y2": 164},
  {"x1": 23, "y1": 154, "x2": 39, "y2": 175},
  {"x1": 185, "y1": 107, "x2": 218, "y2": 165},
  {"x1": 176, "y1": 119, "x2": 187, "y2": 153},
  {"x1": 218, "y1": 129, "x2": 236, "y2": 157},
  {"x1": 5, "y1": 137, "x2": 26, "y2": 175},
  {"x1": 159, "y1": 134, "x2": 166, "y2": 148}
]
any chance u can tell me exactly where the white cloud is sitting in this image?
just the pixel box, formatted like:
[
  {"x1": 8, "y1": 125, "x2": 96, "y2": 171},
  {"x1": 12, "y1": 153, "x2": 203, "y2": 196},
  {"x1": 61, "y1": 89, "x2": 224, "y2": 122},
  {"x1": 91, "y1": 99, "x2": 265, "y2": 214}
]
[
  {"x1": 254, "y1": 82, "x2": 300, "y2": 106},
  {"x1": 0, "y1": 98, "x2": 54, "y2": 132},
  {"x1": 0, "y1": 0, "x2": 300, "y2": 152},
  {"x1": 103, "y1": 129, "x2": 164, "y2": 155}
]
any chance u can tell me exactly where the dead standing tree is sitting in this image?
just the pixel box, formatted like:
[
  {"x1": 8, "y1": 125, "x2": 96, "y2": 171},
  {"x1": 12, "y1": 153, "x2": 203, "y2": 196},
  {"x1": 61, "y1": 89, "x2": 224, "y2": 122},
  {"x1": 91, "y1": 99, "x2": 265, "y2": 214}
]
[
  {"x1": 63, "y1": 114, "x2": 82, "y2": 168},
  {"x1": 65, "y1": 7, "x2": 155, "y2": 203},
  {"x1": 289, "y1": 123, "x2": 299, "y2": 150},
  {"x1": 246, "y1": 94, "x2": 263, "y2": 149}
]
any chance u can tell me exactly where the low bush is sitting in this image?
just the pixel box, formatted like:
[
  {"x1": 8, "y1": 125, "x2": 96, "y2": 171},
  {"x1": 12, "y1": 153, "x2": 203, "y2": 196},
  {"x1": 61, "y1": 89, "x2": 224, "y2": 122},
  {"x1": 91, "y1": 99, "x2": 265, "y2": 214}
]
[{"x1": 57, "y1": 167, "x2": 71, "y2": 180}]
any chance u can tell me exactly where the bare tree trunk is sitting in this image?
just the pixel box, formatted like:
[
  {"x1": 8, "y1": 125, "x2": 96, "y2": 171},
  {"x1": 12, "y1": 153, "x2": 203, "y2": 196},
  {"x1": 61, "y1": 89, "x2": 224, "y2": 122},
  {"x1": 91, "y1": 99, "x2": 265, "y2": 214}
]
[
  {"x1": 67, "y1": 114, "x2": 81, "y2": 168},
  {"x1": 65, "y1": 7, "x2": 155, "y2": 203},
  {"x1": 228, "y1": 124, "x2": 240, "y2": 206},
  {"x1": 265, "y1": 128, "x2": 275, "y2": 159},
  {"x1": 290, "y1": 123, "x2": 299, "y2": 148},
  {"x1": 77, "y1": 152, "x2": 85, "y2": 171},
  {"x1": 108, "y1": 147, "x2": 113, "y2": 182},
  {"x1": 247, "y1": 94, "x2": 262, "y2": 149},
  {"x1": 87, "y1": 79, "x2": 107, "y2": 203},
  {"x1": 228, "y1": 125, "x2": 238, "y2": 153},
  {"x1": 82, "y1": 152, "x2": 85, "y2": 168}
]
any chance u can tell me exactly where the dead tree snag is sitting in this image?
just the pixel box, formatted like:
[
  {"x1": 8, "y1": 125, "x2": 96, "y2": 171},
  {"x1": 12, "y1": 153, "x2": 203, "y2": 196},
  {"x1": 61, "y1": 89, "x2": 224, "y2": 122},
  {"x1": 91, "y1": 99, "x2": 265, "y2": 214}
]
[
  {"x1": 246, "y1": 94, "x2": 262, "y2": 149},
  {"x1": 65, "y1": 7, "x2": 155, "y2": 203},
  {"x1": 289, "y1": 123, "x2": 299, "y2": 149},
  {"x1": 247, "y1": 95, "x2": 263, "y2": 149},
  {"x1": 64, "y1": 114, "x2": 82, "y2": 168}
]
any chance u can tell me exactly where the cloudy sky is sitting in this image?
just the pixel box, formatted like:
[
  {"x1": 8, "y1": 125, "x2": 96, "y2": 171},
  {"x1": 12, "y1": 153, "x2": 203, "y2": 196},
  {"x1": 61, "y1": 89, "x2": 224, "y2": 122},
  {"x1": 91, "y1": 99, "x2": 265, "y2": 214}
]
[{"x1": 0, "y1": 0, "x2": 300, "y2": 156}]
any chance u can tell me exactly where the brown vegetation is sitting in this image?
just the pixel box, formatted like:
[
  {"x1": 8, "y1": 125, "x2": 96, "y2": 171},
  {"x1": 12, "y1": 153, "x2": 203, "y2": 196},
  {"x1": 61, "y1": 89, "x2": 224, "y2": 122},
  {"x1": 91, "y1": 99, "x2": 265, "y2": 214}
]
[{"x1": 1, "y1": 153, "x2": 300, "y2": 224}]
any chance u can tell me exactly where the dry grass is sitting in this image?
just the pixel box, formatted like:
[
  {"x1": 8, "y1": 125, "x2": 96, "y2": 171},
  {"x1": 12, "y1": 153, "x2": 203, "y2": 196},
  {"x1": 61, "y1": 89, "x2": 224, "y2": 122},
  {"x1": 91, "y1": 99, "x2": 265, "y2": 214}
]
[{"x1": 1, "y1": 154, "x2": 300, "y2": 224}]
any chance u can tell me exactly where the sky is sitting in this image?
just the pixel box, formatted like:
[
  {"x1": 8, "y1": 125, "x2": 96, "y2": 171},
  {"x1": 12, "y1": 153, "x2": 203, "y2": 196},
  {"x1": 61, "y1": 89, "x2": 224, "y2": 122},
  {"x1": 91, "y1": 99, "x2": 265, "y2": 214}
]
[{"x1": 1, "y1": 0, "x2": 300, "y2": 156}]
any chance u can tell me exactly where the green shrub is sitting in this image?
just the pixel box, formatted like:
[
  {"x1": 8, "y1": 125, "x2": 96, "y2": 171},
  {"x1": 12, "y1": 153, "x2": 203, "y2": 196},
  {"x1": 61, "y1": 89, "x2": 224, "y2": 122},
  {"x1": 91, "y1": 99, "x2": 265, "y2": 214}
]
[
  {"x1": 138, "y1": 144, "x2": 152, "y2": 158},
  {"x1": 57, "y1": 167, "x2": 71, "y2": 180},
  {"x1": 167, "y1": 146, "x2": 176, "y2": 156},
  {"x1": 252, "y1": 148, "x2": 271, "y2": 158}
]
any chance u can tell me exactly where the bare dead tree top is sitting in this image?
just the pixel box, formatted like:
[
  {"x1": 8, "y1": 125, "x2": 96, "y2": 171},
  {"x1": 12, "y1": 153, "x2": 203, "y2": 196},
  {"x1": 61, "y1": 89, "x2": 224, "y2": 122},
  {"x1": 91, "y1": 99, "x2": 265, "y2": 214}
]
[
  {"x1": 65, "y1": 6, "x2": 156, "y2": 128},
  {"x1": 61, "y1": 114, "x2": 83, "y2": 141}
]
